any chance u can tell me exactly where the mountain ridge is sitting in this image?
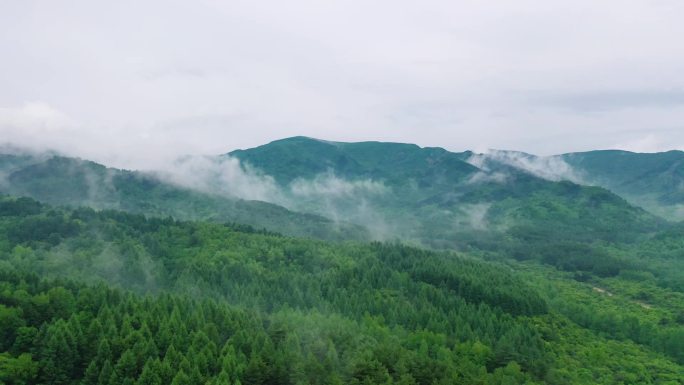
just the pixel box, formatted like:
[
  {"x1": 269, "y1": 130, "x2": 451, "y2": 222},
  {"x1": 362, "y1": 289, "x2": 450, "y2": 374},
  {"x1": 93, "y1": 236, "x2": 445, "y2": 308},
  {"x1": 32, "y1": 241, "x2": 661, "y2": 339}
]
[
  {"x1": 0, "y1": 152, "x2": 370, "y2": 241},
  {"x1": 228, "y1": 136, "x2": 665, "y2": 251},
  {"x1": 0, "y1": 137, "x2": 677, "y2": 251}
]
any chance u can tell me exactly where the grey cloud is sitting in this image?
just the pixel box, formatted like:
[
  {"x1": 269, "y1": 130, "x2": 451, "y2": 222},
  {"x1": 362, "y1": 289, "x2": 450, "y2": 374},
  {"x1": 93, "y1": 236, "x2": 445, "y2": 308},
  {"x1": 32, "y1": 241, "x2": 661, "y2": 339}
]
[
  {"x1": 2, "y1": 0, "x2": 684, "y2": 166},
  {"x1": 155, "y1": 155, "x2": 283, "y2": 203},
  {"x1": 531, "y1": 89, "x2": 684, "y2": 112}
]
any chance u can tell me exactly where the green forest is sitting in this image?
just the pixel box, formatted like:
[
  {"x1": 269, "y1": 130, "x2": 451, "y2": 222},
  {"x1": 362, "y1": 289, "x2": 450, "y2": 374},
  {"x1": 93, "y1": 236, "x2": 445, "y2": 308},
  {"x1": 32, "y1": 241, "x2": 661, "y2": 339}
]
[
  {"x1": 1, "y1": 139, "x2": 684, "y2": 384},
  {"x1": 5, "y1": 0, "x2": 684, "y2": 382},
  {"x1": 0, "y1": 195, "x2": 683, "y2": 384}
]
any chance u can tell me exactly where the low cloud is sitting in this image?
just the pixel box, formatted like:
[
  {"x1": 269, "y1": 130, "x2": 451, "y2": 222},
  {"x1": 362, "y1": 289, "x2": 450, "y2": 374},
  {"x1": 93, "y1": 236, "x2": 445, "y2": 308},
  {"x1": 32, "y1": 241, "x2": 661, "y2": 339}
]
[
  {"x1": 154, "y1": 158, "x2": 395, "y2": 239},
  {"x1": 459, "y1": 203, "x2": 491, "y2": 230},
  {"x1": 466, "y1": 170, "x2": 509, "y2": 185},
  {"x1": 156, "y1": 155, "x2": 283, "y2": 203},
  {"x1": 290, "y1": 171, "x2": 388, "y2": 198},
  {"x1": 288, "y1": 171, "x2": 392, "y2": 238},
  {"x1": 467, "y1": 150, "x2": 582, "y2": 182},
  {"x1": 0, "y1": 102, "x2": 80, "y2": 159}
]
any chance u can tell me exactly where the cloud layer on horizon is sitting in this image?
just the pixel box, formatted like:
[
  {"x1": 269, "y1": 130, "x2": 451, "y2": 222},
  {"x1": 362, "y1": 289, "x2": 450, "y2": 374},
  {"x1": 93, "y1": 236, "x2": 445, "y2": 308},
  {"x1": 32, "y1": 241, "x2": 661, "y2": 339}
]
[{"x1": 1, "y1": 0, "x2": 684, "y2": 169}]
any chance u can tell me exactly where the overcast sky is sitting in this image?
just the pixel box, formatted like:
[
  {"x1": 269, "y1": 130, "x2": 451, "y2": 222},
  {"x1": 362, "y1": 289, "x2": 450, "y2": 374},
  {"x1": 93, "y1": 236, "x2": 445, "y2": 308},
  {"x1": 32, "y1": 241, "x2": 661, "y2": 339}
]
[{"x1": 2, "y1": 0, "x2": 684, "y2": 169}]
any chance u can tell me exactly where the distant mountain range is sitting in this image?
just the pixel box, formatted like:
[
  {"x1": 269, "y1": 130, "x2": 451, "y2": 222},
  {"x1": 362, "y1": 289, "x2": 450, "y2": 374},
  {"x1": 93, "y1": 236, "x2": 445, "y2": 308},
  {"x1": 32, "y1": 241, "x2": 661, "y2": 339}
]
[
  {"x1": 2, "y1": 137, "x2": 684, "y2": 383},
  {"x1": 3, "y1": 136, "x2": 676, "y2": 250},
  {"x1": 232, "y1": 137, "x2": 670, "y2": 245},
  {"x1": 464, "y1": 147, "x2": 684, "y2": 220},
  {"x1": 0, "y1": 152, "x2": 368, "y2": 241},
  {"x1": 562, "y1": 150, "x2": 684, "y2": 219}
]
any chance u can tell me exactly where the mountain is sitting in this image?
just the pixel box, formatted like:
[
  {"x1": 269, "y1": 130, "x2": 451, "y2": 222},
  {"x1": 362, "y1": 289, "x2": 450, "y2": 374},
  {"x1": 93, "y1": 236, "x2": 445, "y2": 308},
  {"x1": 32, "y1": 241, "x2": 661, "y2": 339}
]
[
  {"x1": 0, "y1": 153, "x2": 369, "y2": 241},
  {"x1": 0, "y1": 138, "x2": 667, "y2": 264},
  {"x1": 230, "y1": 136, "x2": 476, "y2": 186},
  {"x1": 1, "y1": 139, "x2": 684, "y2": 384},
  {"x1": 463, "y1": 148, "x2": 684, "y2": 220},
  {"x1": 561, "y1": 150, "x2": 684, "y2": 219},
  {"x1": 230, "y1": 137, "x2": 664, "y2": 249}
]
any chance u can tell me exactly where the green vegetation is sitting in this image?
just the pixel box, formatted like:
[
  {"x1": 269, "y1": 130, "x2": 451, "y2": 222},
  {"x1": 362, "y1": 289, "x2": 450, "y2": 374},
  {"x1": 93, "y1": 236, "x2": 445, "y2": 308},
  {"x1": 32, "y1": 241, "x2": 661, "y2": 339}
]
[
  {"x1": 230, "y1": 137, "x2": 665, "y2": 251},
  {"x1": 229, "y1": 137, "x2": 476, "y2": 186},
  {"x1": 0, "y1": 155, "x2": 368, "y2": 242},
  {"x1": 0, "y1": 196, "x2": 682, "y2": 384},
  {"x1": 562, "y1": 150, "x2": 684, "y2": 220},
  {"x1": 1, "y1": 138, "x2": 684, "y2": 384}
]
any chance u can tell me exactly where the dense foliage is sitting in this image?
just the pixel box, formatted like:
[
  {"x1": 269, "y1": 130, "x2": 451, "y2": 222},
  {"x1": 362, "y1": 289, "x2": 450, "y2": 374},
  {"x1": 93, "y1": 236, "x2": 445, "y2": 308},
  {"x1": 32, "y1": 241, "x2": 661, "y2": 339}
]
[{"x1": 0, "y1": 196, "x2": 682, "y2": 384}]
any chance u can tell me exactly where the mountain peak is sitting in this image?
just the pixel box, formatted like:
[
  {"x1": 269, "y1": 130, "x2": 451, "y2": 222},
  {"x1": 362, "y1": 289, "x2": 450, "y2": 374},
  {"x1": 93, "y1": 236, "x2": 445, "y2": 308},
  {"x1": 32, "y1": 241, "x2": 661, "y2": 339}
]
[{"x1": 229, "y1": 137, "x2": 477, "y2": 185}]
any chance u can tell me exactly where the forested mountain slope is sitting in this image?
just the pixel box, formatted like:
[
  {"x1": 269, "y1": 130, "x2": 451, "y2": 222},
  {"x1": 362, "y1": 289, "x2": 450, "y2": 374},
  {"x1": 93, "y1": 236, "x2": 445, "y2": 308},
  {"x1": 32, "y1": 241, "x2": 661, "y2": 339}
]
[
  {"x1": 0, "y1": 154, "x2": 368, "y2": 241},
  {"x1": 0, "y1": 195, "x2": 682, "y2": 384},
  {"x1": 229, "y1": 137, "x2": 476, "y2": 186},
  {"x1": 0, "y1": 140, "x2": 676, "y2": 286},
  {"x1": 3, "y1": 140, "x2": 664, "y2": 252},
  {"x1": 562, "y1": 150, "x2": 684, "y2": 219},
  {"x1": 230, "y1": 137, "x2": 665, "y2": 249},
  {"x1": 466, "y1": 147, "x2": 684, "y2": 220}
]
